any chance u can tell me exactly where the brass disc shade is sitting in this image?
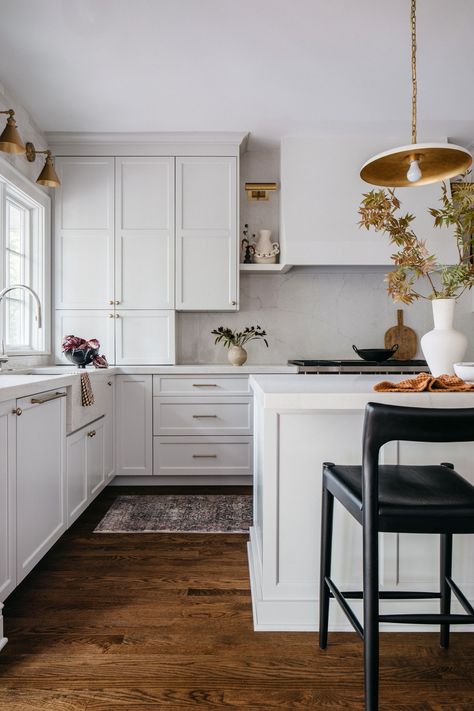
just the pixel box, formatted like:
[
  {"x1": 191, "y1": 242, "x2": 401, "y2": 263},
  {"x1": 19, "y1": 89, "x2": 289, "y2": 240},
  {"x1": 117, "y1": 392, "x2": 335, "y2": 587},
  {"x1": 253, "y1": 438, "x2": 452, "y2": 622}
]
[
  {"x1": 36, "y1": 154, "x2": 60, "y2": 188},
  {"x1": 360, "y1": 142, "x2": 473, "y2": 188},
  {"x1": 0, "y1": 115, "x2": 25, "y2": 154}
]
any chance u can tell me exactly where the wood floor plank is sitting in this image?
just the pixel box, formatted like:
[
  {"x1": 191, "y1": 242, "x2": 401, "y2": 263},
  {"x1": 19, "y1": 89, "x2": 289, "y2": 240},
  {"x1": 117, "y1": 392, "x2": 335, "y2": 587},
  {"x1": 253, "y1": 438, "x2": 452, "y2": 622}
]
[{"x1": 1, "y1": 485, "x2": 474, "y2": 709}]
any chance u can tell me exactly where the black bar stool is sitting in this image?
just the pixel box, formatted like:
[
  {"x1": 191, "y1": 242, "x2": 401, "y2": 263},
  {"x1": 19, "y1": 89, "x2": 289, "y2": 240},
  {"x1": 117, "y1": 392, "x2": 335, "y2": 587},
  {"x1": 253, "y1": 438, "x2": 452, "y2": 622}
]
[{"x1": 319, "y1": 402, "x2": 474, "y2": 711}]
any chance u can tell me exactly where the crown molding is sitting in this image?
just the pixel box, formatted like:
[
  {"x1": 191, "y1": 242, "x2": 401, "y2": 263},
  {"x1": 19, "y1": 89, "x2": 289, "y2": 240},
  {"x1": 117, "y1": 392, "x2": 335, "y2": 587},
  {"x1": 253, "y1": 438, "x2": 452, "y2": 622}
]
[{"x1": 46, "y1": 131, "x2": 250, "y2": 157}]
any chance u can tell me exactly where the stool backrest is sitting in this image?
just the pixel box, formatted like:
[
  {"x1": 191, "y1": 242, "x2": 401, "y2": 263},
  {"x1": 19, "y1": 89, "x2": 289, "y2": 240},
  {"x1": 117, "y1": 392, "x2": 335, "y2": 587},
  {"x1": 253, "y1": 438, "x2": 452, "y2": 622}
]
[{"x1": 361, "y1": 402, "x2": 474, "y2": 523}]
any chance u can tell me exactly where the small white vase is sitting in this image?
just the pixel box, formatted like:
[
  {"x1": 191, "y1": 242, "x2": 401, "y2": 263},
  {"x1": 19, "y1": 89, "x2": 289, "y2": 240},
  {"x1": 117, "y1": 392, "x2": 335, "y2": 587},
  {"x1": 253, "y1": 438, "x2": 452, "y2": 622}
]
[
  {"x1": 228, "y1": 345, "x2": 247, "y2": 366},
  {"x1": 421, "y1": 299, "x2": 467, "y2": 376},
  {"x1": 253, "y1": 229, "x2": 280, "y2": 264}
]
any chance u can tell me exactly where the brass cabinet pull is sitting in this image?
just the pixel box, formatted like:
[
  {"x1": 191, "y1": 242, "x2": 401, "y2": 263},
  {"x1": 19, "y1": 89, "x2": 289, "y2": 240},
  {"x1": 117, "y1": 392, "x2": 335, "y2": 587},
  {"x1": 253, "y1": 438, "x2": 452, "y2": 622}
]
[
  {"x1": 12, "y1": 407, "x2": 22, "y2": 416},
  {"x1": 192, "y1": 383, "x2": 218, "y2": 387},
  {"x1": 87, "y1": 430, "x2": 96, "y2": 438},
  {"x1": 192, "y1": 454, "x2": 217, "y2": 458},
  {"x1": 192, "y1": 415, "x2": 218, "y2": 419},
  {"x1": 31, "y1": 391, "x2": 67, "y2": 405}
]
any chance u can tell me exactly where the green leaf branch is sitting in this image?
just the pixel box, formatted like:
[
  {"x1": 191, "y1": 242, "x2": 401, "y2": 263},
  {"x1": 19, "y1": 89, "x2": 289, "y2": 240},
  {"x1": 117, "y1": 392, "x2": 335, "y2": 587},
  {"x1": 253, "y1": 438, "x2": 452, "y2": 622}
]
[{"x1": 211, "y1": 326, "x2": 269, "y2": 349}]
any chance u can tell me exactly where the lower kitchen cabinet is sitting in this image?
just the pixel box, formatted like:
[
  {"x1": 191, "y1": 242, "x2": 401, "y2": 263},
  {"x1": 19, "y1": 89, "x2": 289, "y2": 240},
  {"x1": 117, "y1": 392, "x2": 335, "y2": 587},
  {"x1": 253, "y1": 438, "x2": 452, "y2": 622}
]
[
  {"x1": 154, "y1": 436, "x2": 252, "y2": 477},
  {"x1": 0, "y1": 400, "x2": 16, "y2": 604},
  {"x1": 116, "y1": 374, "x2": 152, "y2": 476},
  {"x1": 67, "y1": 417, "x2": 106, "y2": 525},
  {"x1": 104, "y1": 377, "x2": 115, "y2": 480},
  {"x1": 16, "y1": 389, "x2": 67, "y2": 584}
]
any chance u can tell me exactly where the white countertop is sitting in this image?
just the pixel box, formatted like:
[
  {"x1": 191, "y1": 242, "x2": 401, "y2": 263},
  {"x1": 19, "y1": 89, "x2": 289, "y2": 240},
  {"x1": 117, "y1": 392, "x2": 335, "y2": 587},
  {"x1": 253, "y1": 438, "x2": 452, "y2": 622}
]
[
  {"x1": 0, "y1": 364, "x2": 297, "y2": 404},
  {"x1": 249, "y1": 374, "x2": 474, "y2": 410}
]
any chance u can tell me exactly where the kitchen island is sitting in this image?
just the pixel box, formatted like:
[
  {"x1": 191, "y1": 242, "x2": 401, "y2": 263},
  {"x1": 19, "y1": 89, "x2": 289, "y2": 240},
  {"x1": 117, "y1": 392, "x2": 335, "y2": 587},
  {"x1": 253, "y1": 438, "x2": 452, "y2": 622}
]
[{"x1": 248, "y1": 374, "x2": 474, "y2": 632}]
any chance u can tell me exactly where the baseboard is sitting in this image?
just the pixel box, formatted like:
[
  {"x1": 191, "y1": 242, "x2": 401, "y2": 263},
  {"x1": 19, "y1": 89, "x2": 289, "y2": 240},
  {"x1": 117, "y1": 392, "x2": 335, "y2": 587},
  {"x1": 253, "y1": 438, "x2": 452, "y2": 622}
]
[{"x1": 110, "y1": 475, "x2": 252, "y2": 486}]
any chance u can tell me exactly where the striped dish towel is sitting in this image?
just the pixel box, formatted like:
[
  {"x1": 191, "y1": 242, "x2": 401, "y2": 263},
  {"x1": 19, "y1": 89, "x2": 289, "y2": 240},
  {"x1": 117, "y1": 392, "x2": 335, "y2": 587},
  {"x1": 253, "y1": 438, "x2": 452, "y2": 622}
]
[{"x1": 81, "y1": 373, "x2": 95, "y2": 406}]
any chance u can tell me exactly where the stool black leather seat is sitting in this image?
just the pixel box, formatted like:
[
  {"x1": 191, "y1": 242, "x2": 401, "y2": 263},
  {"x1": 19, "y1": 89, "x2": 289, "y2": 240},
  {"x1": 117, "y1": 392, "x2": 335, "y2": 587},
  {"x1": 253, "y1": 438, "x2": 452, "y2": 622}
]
[{"x1": 319, "y1": 402, "x2": 474, "y2": 711}]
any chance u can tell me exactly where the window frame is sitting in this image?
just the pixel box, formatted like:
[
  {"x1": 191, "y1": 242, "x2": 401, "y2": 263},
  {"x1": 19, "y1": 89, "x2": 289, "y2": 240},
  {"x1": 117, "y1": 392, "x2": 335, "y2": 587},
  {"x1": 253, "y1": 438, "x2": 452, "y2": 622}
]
[{"x1": 0, "y1": 156, "x2": 51, "y2": 356}]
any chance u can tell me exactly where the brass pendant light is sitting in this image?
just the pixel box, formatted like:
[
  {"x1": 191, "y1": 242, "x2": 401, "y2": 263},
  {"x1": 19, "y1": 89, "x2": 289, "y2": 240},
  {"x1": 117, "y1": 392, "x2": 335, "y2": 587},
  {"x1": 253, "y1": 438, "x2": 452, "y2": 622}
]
[
  {"x1": 360, "y1": 0, "x2": 472, "y2": 187},
  {"x1": 25, "y1": 142, "x2": 60, "y2": 188},
  {"x1": 0, "y1": 109, "x2": 25, "y2": 154}
]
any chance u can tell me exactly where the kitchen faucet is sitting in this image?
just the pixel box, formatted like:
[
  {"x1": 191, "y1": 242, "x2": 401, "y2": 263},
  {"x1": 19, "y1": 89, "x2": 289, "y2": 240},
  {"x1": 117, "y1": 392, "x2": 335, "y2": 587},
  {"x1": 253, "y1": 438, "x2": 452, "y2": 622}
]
[{"x1": 0, "y1": 284, "x2": 43, "y2": 370}]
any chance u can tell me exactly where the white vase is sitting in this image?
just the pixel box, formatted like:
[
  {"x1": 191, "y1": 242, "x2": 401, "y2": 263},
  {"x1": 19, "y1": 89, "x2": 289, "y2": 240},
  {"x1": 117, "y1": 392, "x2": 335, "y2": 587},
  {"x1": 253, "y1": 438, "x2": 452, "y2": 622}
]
[
  {"x1": 421, "y1": 299, "x2": 467, "y2": 376},
  {"x1": 228, "y1": 345, "x2": 247, "y2": 366},
  {"x1": 253, "y1": 229, "x2": 280, "y2": 264}
]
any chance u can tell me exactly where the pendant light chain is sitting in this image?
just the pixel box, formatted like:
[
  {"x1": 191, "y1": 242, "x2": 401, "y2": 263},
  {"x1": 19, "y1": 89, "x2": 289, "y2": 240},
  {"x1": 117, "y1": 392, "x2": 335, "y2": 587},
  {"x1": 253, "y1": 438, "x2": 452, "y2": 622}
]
[{"x1": 411, "y1": 0, "x2": 417, "y2": 144}]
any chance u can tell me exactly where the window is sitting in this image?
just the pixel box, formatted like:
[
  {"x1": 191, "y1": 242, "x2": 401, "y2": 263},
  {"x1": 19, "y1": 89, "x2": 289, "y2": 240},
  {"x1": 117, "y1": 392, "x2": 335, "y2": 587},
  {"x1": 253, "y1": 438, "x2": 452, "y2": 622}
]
[{"x1": 0, "y1": 158, "x2": 50, "y2": 354}]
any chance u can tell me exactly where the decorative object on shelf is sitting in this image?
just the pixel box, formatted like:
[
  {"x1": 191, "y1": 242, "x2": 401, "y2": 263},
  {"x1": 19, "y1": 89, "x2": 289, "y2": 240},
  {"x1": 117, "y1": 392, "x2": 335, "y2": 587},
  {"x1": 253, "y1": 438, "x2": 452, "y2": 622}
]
[
  {"x1": 25, "y1": 142, "x2": 60, "y2": 187},
  {"x1": 420, "y1": 299, "x2": 467, "y2": 376},
  {"x1": 61, "y1": 334, "x2": 108, "y2": 369},
  {"x1": 241, "y1": 224, "x2": 256, "y2": 263},
  {"x1": 359, "y1": 184, "x2": 474, "y2": 375},
  {"x1": 245, "y1": 182, "x2": 278, "y2": 201},
  {"x1": 211, "y1": 325, "x2": 269, "y2": 366},
  {"x1": 253, "y1": 229, "x2": 280, "y2": 264},
  {"x1": 384, "y1": 309, "x2": 417, "y2": 360},
  {"x1": 352, "y1": 344, "x2": 398, "y2": 363},
  {"x1": 0, "y1": 109, "x2": 25, "y2": 154},
  {"x1": 360, "y1": 0, "x2": 471, "y2": 187}
]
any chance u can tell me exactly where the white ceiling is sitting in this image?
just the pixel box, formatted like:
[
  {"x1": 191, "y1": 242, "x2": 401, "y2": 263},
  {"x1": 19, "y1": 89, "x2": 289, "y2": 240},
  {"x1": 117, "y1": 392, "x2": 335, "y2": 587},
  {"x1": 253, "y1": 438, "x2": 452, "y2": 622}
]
[{"x1": 1, "y1": 0, "x2": 474, "y2": 149}]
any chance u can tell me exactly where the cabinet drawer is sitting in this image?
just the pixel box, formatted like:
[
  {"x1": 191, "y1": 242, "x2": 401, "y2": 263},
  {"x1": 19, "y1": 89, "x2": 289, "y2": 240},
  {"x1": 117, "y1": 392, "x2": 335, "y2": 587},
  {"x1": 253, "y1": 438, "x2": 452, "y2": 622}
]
[
  {"x1": 154, "y1": 436, "x2": 252, "y2": 476},
  {"x1": 153, "y1": 375, "x2": 250, "y2": 396},
  {"x1": 153, "y1": 397, "x2": 252, "y2": 435}
]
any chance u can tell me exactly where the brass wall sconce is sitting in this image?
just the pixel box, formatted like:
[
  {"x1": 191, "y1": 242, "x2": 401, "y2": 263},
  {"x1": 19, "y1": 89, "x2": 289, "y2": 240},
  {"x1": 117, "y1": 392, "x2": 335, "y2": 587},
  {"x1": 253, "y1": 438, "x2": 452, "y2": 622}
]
[
  {"x1": 25, "y1": 142, "x2": 61, "y2": 188},
  {"x1": 245, "y1": 182, "x2": 278, "y2": 201},
  {"x1": 0, "y1": 109, "x2": 25, "y2": 154}
]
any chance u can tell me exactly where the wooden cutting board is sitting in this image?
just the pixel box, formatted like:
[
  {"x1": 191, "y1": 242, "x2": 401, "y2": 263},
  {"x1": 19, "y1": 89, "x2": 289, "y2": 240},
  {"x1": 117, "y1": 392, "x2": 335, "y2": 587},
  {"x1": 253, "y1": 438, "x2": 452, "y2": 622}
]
[{"x1": 384, "y1": 309, "x2": 417, "y2": 360}]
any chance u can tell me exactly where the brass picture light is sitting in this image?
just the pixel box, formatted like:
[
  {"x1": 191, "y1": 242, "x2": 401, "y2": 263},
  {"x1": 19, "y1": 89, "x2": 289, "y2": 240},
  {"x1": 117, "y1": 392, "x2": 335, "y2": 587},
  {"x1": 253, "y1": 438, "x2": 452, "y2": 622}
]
[{"x1": 25, "y1": 142, "x2": 60, "y2": 188}]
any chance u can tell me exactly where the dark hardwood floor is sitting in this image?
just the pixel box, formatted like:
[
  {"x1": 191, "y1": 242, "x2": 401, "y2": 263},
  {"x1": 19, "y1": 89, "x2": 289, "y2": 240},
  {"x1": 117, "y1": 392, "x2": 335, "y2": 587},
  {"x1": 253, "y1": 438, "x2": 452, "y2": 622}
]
[{"x1": 1, "y1": 486, "x2": 474, "y2": 710}]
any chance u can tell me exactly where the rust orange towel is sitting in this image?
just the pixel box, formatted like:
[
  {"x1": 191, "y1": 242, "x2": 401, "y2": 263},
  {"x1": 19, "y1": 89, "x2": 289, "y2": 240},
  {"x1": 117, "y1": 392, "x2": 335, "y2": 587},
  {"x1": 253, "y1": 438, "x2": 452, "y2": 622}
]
[{"x1": 374, "y1": 372, "x2": 474, "y2": 393}]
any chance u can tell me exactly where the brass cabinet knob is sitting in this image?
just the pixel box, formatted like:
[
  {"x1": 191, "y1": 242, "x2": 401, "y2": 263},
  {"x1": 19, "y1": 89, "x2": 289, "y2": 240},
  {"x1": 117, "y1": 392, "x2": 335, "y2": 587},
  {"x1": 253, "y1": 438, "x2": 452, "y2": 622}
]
[
  {"x1": 107, "y1": 381, "x2": 112, "y2": 386},
  {"x1": 108, "y1": 313, "x2": 114, "y2": 318},
  {"x1": 115, "y1": 300, "x2": 120, "y2": 305},
  {"x1": 12, "y1": 407, "x2": 22, "y2": 416},
  {"x1": 231, "y1": 300, "x2": 237, "y2": 306},
  {"x1": 115, "y1": 313, "x2": 120, "y2": 318},
  {"x1": 108, "y1": 299, "x2": 114, "y2": 305},
  {"x1": 87, "y1": 430, "x2": 96, "y2": 438}
]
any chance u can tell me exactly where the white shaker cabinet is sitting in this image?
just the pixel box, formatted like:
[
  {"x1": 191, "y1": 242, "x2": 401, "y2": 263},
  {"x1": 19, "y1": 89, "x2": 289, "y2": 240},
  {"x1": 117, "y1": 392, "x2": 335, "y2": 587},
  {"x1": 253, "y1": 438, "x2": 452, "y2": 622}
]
[
  {"x1": 16, "y1": 389, "x2": 67, "y2": 584},
  {"x1": 55, "y1": 310, "x2": 115, "y2": 364},
  {"x1": 114, "y1": 310, "x2": 176, "y2": 365},
  {"x1": 176, "y1": 156, "x2": 238, "y2": 311},
  {"x1": 280, "y1": 134, "x2": 457, "y2": 267},
  {"x1": 115, "y1": 157, "x2": 175, "y2": 309},
  {"x1": 0, "y1": 400, "x2": 16, "y2": 604},
  {"x1": 54, "y1": 157, "x2": 115, "y2": 309},
  {"x1": 67, "y1": 425, "x2": 88, "y2": 525},
  {"x1": 115, "y1": 375, "x2": 153, "y2": 476},
  {"x1": 104, "y1": 377, "x2": 115, "y2": 480}
]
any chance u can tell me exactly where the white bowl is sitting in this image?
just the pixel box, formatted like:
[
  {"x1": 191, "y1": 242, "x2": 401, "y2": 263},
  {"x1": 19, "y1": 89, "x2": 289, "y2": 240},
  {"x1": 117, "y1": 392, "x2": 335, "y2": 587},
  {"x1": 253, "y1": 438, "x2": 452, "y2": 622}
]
[{"x1": 454, "y1": 362, "x2": 474, "y2": 382}]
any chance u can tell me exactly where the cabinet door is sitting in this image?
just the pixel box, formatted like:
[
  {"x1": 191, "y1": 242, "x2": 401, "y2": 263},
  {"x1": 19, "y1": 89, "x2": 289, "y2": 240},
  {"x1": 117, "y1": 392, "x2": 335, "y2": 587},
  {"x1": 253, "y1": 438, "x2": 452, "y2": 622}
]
[
  {"x1": 0, "y1": 400, "x2": 16, "y2": 603},
  {"x1": 16, "y1": 390, "x2": 66, "y2": 583},
  {"x1": 115, "y1": 310, "x2": 175, "y2": 365},
  {"x1": 87, "y1": 418, "x2": 105, "y2": 498},
  {"x1": 104, "y1": 378, "x2": 115, "y2": 480},
  {"x1": 54, "y1": 157, "x2": 115, "y2": 309},
  {"x1": 281, "y1": 135, "x2": 458, "y2": 266},
  {"x1": 55, "y1": 310, "x2": 115, "y2": 364},
  {"x1": 116, "y1": 375, "x2": 152, "y2": 476},
  {"x1": 176, "y1": 157, "x2": 238, "y2": 310},
  {"x1": 115, "y1": 157, "x2": 174, "y2": 309},
  {"x1": 67, "y1": 427, "x2": 88, "y2": 525}
]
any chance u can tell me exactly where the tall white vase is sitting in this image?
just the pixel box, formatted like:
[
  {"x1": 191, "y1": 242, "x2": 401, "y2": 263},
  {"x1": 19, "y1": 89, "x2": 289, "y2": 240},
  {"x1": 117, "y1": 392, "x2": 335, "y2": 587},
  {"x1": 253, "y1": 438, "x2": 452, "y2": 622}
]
[{"x1": 421, "y1": 299, "x2": 467, "y2": 376}]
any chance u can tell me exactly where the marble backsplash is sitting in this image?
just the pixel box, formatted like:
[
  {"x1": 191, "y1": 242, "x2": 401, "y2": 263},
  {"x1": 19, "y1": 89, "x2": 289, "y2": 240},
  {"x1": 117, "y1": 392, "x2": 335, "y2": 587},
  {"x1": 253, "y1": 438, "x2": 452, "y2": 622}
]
[{"x1": 177, "y1": 267, "x2": 474, "y2": 365}]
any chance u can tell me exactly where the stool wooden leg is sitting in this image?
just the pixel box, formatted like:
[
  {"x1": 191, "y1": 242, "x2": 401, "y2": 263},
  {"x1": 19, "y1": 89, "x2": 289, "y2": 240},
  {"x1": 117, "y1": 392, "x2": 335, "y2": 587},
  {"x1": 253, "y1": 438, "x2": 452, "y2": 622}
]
[
  {"x1": 440, "y1": 533, "x2": 453, "y2": 649},
  {"x1": 363, "y1": 522, "x2": 379, "y2": 711},
  {"x1": 319, "y1": 484, "x2": 334, "y2": 649}
]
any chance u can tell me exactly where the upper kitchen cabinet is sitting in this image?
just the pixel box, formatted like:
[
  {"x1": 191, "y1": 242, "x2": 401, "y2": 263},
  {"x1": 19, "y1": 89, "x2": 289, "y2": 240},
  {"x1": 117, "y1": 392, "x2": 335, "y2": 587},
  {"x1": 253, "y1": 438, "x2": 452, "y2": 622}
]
[
  {"x1": 54, "y1": 157, "x2": 114, "y2": 309},
  {"x1": 115, "y1": 157, "x2": 174, "y2": 309},
  {"x1": 280, "y1": 135, "x2": 457, "y2": 266},
  {"x1": 176, "y1": 157, "x2": 238, "y2": 311}
]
